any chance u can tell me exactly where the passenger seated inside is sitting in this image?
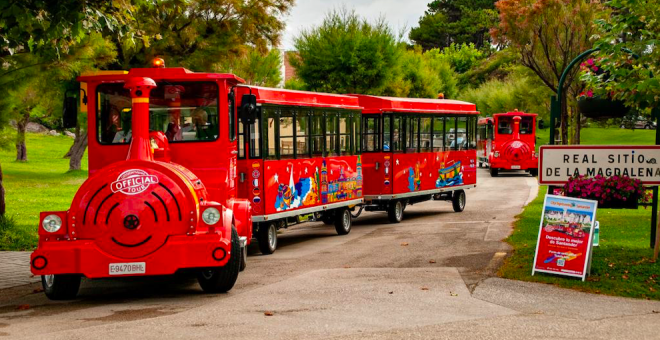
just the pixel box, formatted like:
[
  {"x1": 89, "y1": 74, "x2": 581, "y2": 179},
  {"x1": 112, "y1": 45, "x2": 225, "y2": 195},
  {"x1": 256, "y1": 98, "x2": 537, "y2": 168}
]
[{"x1": 520, "y1": 117, "x2": 533, "y2": 134}]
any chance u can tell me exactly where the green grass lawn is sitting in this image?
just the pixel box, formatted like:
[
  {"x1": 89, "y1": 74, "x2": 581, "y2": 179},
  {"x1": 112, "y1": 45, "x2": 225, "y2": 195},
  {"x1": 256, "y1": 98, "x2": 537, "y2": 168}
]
[
  {"x1": 500, "y1": 186, "x2": 660, "y2": 300},
  {"x1": 0, "y1": 131, "x2": 87, "y2": 250},
  {"x1": 535, "y1": 126, "x2": 657, "y2": 151}
]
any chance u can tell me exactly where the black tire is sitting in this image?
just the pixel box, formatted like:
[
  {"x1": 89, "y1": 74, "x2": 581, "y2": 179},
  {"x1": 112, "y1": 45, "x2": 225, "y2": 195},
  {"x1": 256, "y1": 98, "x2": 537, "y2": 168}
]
[
  {"x1": 257, "y1": 222, "x2": 277, "y2": 255},
  {"x1": 490, "y1": 168, "x2": 499, "y2": 177},
  {"x1": 388, "y1": 200, "x2": 404, "y2": 223},
  {"x1": 530, "y1": 168, "x2": 538, "y2": 177},
  {"x1": 334, "y1": 208, "x2": 352, "y2": 235},
  {"x1": 197, "y1": 227, "x2": 241, "y2": 293},
  {"x1": 42, "y1": 274, "x2": 81, "y2": 300},
  {"x1": 452, "y1": 190, "x2": 466, "y2": 212}
]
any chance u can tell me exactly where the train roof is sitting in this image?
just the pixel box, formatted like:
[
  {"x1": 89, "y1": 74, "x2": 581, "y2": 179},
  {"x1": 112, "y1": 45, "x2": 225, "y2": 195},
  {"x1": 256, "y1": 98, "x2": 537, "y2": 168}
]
[
  {"x1": 237, "y1": 86, "x2": 362, "y2": 110},
  {"x1": 78, "y1": 67, "x2": 245, "y2": 84},
  {"x1": 350, "y1": 95, "x2": 478, "y2": 115},
  {"x1": 493, "y1": 111, "x2": 538, "y2": 117}
]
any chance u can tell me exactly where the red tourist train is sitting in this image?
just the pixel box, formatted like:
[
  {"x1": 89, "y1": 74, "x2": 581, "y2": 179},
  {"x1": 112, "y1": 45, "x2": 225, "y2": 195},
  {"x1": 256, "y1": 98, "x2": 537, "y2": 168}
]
[
  {"x1": 31, "y1": 63, "x2": 253, "y2": 299},
  {"x1": 354, "y1": 95, "x2": 479, "y2": 222},
  {"x1": 477, "y1": 111, "x2": 539, "y2": 177},
  {"x1": 30, "y1": 60, "x2": 482, "y2": 298}
]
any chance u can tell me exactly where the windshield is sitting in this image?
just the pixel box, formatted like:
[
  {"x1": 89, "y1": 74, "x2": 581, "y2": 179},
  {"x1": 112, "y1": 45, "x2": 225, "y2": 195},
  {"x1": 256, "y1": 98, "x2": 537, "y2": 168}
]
[{"x1": 97, "y1": 81, "x2": 219, "y2": 144}]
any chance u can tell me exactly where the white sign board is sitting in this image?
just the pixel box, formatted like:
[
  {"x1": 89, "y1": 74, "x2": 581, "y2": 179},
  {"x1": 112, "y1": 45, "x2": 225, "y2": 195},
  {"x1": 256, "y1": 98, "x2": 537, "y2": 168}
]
[{"x1": 539, "y1": 145, "x2": 660, "y2": 185}]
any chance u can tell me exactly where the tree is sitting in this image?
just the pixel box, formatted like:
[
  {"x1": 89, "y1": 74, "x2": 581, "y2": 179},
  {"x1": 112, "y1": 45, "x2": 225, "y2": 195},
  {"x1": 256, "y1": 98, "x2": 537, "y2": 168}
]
[
  {"x1": 219, "y1": 48, "x2": 282, "y2": 87},
  {"x1": 583, "y1": 0, "x2": 660, "y2": 110},
  {"x1": 492, "y1": 0, "x2": 604, "y2": 144},
  {"x1": 291, "y1": 9, "x2": 400, "y2": 95},
  {"x1": 409, "y1": 0, "x2": 498, "y2": 50},
  {"x1": 109, "y1": 0, "x2": 294, "y2": 71}
]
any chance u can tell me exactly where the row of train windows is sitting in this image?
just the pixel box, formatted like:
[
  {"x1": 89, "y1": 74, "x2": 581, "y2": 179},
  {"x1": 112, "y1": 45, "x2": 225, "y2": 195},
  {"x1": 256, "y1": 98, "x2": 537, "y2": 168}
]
[
  {"x1": 238, "y1": 107, "x2": 361, "y2": 159},
  {"x1": 363, "y1": 115, "x2": 478, "y2": 153}
]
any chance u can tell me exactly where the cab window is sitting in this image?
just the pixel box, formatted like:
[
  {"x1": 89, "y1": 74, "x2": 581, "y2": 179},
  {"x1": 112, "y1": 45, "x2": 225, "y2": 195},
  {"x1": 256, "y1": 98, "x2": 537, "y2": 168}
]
[
  {"x1": 96, "y1": 82, "x2": 219, "y2": 144},
  {"x1": 497, "y1": 117, "x2": 512, "y2": 134}
]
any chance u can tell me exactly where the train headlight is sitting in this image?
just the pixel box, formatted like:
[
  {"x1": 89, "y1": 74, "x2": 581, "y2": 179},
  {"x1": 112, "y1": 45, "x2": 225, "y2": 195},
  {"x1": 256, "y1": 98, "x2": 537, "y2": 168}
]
[
  {"x1": 42, "y1": 215, "x2": 63, "y2": 233},
  {"x1": 202, "y1": 207, "x2": 221, "y2": 225},
  {"x1": 494, "y1": 151, "x2": 500, "y2": 158}
]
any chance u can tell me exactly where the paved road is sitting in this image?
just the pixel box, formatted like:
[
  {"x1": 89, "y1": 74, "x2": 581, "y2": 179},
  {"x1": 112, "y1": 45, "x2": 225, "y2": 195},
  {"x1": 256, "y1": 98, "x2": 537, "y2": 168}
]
[{"x1": 1, "y1": 169, "x2": 659, "y2": 339}]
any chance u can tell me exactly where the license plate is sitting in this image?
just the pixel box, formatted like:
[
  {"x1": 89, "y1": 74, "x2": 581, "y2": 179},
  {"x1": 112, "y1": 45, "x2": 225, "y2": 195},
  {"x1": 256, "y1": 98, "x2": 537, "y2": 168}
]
[
  {"x1": 511, "y1": 165, "x2": 521, "y2": 169},
  {"x1": 109, "y1": 262, "x2": 146, "y2": 275}
]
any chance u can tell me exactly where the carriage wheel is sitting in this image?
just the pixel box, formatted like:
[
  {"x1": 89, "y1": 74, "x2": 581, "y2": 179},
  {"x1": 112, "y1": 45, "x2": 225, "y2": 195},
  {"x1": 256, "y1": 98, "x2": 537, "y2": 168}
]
[
  {"x1": 388, "y1": 200, "x2": 404, "y2": 223},
  {"x1": 452, "y1": 190, "x2": 466, "y2": 212},
  {"x1": 334, "y1": 208, "x2": 352, "y2": 235},
  {"x1": 257, "y1": 222, "x2": 277, "y2": 255}
]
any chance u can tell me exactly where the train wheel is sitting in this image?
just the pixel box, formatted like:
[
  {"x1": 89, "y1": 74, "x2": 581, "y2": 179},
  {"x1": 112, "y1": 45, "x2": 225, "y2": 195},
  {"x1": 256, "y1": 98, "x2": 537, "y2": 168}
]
[
  {"x1": 478, "y1": 162, "x2": 483, "y2": 168},
  {"x1": 530, "y1": 169, "x2": 538, "y2": 177},
  {"x1": 198, "y1": 227, "x2": 241, "y2": 293},
  {"x1": 388, "y1": 200, "x2": 404, "y2": 223},
  {"x1": 490, "y1": 168, "x2": 499, "y2": 177},
  {"x1": 42, "y1": 274, "x2": 81, "y2": 300},
  {"x1": 334, "y1": 208, "x2": 352, "y2": 235},
  {"x1": 257, "y1": 223, "x2": 277, "y2": 255},
  {"x1": 452, "y1": 190, "x2": 466, "y2": 212}
]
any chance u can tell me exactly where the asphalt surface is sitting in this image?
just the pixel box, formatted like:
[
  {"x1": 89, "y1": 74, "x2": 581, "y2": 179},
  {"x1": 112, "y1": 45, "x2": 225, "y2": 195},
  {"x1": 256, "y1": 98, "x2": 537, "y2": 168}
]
[{"x1": 1, "y1": 168, "x2": 659, "y2": 339}]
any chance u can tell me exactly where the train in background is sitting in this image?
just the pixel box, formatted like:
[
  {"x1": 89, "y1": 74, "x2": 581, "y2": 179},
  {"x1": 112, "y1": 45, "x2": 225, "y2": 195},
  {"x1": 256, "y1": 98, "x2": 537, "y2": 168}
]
[{"x1": 477, "y1": 111, "x2": 539, "y2": 177}]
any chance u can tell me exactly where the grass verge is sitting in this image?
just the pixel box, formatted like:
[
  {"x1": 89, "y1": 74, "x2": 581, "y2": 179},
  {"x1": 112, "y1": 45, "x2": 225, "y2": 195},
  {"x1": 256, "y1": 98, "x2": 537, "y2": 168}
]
[
  {"x1": 0, "y1": 131, "x2": 87, "y2": 250},
  {"x1": 499, "y1": 185, "x2": 660, "y2": 300}
]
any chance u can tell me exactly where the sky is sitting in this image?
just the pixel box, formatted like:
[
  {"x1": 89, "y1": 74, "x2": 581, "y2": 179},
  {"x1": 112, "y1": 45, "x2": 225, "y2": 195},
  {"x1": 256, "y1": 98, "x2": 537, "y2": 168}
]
[{"x1": 281, "y1": 0, "x2": 431, "y2": 50}]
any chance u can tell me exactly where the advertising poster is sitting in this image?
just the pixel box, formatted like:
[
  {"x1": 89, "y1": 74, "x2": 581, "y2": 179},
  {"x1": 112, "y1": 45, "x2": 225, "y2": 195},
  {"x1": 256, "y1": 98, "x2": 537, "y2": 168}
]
[{"x1": 532, "y1": 195, "x2": 598, "y2": 281}]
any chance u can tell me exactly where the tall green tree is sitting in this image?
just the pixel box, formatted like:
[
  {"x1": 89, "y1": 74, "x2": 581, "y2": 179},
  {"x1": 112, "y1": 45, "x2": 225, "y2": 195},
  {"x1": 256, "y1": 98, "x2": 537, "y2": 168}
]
[
  {"x1": 583, "y1": 0, "x2": 660, "y2": 110},
  {"x1": 291, "y1": 9, "x2": 400, "y2": 95},
  {"x1": 220, "y1": 48, "x2": 282, "y2": 87},
  {"x1": 492, "y1": 0, "x2": 604, "y2": 144},
  {"x1": 409, "y1": 0, "x2": 498, "y2": 50},
  {"x1": 110, "y1": 0, "x2": 294, "y2": 71}
]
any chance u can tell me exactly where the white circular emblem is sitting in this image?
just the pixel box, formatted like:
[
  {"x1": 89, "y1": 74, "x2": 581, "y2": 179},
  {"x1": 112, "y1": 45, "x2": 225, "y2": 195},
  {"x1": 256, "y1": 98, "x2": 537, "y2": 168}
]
[{"x1": 111, "y1": 169, "x2": 159, "y2": 195}]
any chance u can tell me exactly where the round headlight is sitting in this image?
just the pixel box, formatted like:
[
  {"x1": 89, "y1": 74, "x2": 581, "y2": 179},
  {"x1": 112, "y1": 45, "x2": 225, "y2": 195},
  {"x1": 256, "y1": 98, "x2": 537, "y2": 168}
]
[
  {"x1": 42, "y1": 215, "x2": 62, "y2": 233},
  {"x1": 202, "y1": 207, "x2": 220, "y2": 225}
]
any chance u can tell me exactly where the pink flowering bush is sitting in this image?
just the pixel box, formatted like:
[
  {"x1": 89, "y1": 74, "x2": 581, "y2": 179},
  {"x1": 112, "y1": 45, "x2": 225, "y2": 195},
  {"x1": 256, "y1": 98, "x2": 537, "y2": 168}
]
[{"x1": 563, "y1": 175, "x2": 645, "y2": 207}]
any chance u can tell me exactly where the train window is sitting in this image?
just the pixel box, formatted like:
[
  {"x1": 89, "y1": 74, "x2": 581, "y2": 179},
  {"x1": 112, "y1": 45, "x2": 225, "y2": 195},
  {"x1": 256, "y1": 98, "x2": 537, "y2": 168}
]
[
  {"x1": 520, "y1": 116, "x2": 534, "y2": 134},
  {"x1": 363, "y1": 115, "x2": 380, "y2": 152},
  {"x1": 238, "y1": 120, "x2": 245, "y2": 158},
  {"x1": 445, "y1": 116, "x2": 457, "y2": 150},
  {"x1": 456, "y1": 117, "x2": 468, "y2": 151},
  {"x1": 339, "y1": 113, "x2": 351, "y2": 155},
  {"x1": 353, "y1": 112, "x2": 362, "y2": 154},
  {"x1": 311, "y1": 111, "x2": 324, "y2": 156},
  {"x1": 279, "y1": 110, "x2": 295, "y2": 158},
  {"x1": 468, "y1": 117, "x2": 477, "y2": 149},
  {"x1": 263, "y1": 107, "x2": 277, "y2": 159},
  {"x1": 393, "y1": 115, "x2": 403, "y2": 152},
  {"x1": 97, "y1": 82, "x2": 220, "y2": 144},
  {"x1": 420, "y1": 117, "x2": 432, "y2": 152},
  {"x1": 296, "y1": 112, "x2": 310, "y2": 157},
  {"x1": 249, "y1": 114, "x2": 261, "y2": 158},
  {"x1": 229, "y1": 92, "x2": 236, "y2": 141},
  {"x1": 383, "y1": 115, "x2": 392, "y2": 151},
  {"x1": 433, "y1": 117, "x2": 444, "y2": 152},
  {"x1": 326, "y1": 112, "x2": 339, "y2": 156},
  {"x1": 406, "y1": 117, "x2": 419, "y2": 153},
  {"x1": 498, "y1": 117, "x2": 512, "y2": 134}
]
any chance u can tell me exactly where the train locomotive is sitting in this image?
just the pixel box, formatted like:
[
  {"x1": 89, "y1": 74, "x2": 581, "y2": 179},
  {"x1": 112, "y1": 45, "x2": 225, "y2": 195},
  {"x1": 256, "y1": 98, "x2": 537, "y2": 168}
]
[
  {"x1": 31, "y1": 62, "x2": 252, "y2": 300},
  {"x1": 477, "y1": 111, "x2": 539, "y2": 177}
]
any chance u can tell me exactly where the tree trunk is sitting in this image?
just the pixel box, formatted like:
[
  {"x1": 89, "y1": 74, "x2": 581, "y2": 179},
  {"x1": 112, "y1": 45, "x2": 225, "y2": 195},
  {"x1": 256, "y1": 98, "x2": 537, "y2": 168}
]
[
  {"x1": 15, "y1": 111, "x2": 29, "y2": 162},
  {"x1": 64, "y1": 124, "x2": 82, "y2": 159},
  {"x1": 68, "y1": 128, "x2": 88, "y2": 171},
  {"x1": 0, "y1": 162, "x2": 5, "y2": 216}
]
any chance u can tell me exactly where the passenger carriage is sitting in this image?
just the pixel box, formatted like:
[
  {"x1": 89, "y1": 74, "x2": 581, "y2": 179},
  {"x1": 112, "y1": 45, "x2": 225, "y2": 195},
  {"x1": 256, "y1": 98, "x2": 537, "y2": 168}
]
[
  {"x1": 235, "y1": 87, "x2": 363, "y2": 254},
  {"x1": 31, "y1": 61, "x2": 252, "y2": 299},
  {"x1": 351, "y1": 95, "x2": 479, "y2": 223},
  {"x1": 477, "y1": 111, "x2": 539, "y2": 177}
]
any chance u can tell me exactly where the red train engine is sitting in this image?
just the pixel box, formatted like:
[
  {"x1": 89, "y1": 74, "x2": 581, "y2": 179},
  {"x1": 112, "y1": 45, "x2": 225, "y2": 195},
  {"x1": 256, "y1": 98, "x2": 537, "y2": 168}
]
[
  {"x1": 235, "y1": 87, "x2": 363, "y2": 254},
  {"x1": 352, "y1": 95, "x2": 479, "y2": 222},
  {"x1": 31, "y1": 64, "x2": 252, "y2": 299},
  {"x1": 477, "y1": 111, "x2": 538, "y2": 177}
]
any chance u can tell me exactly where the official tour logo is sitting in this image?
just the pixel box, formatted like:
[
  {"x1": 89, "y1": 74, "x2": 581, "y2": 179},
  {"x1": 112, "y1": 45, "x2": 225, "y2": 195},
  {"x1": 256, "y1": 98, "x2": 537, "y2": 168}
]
[{"x1": 111, "y1": 169, "x2": 159, "y2": 195}]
